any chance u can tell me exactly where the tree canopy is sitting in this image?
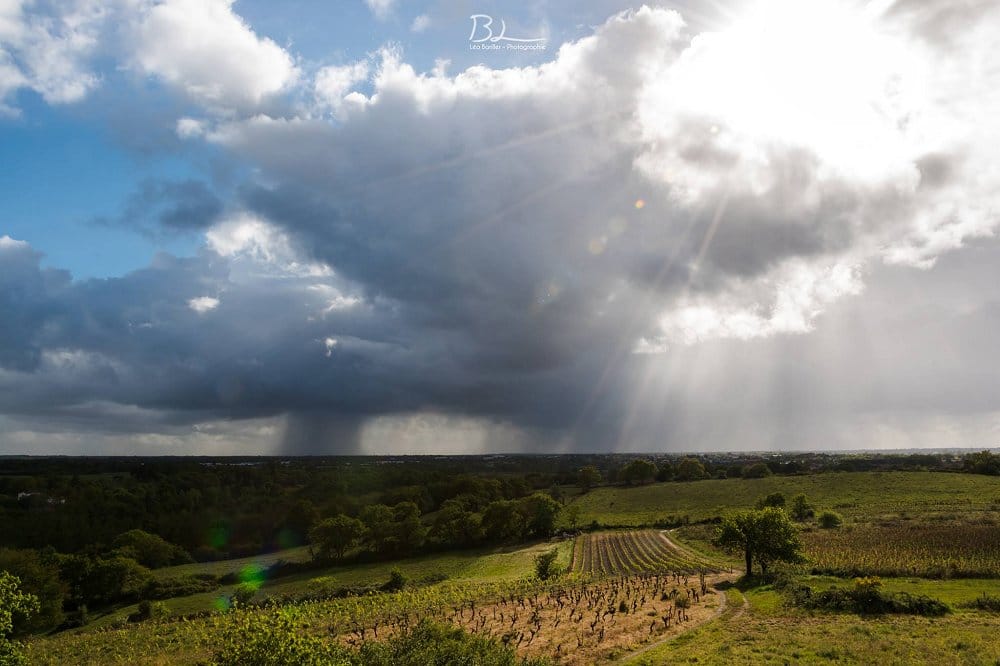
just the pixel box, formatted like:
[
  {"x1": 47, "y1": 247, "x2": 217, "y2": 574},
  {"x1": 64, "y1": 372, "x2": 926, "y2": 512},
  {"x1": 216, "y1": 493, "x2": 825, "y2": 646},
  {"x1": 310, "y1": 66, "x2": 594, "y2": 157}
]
[{"x1": 715, "y1": 507, "x2": 804, "y2": 576}]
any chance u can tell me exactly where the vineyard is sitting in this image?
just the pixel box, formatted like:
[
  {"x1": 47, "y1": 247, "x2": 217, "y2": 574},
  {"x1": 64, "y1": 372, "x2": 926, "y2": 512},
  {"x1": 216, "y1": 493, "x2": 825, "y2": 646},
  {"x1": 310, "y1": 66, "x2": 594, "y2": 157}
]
[
  {"x1": 571, "y1": 530, "x2": 724, "y2": 576},
  {"x1": 28, "y1": 573, "x2": 726, "y2": 665},
  {"x1": 804, "y1": 522, "x2": 1000, "y2": 578}
]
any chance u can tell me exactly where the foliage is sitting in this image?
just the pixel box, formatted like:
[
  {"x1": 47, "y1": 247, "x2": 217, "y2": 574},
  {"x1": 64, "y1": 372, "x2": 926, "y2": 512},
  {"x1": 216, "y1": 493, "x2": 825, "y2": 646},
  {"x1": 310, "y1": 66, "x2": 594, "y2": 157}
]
[
  {"x1": 963, "y1": 449, "x2": 1000, "y2": 476},
  {"x1": 674, "y1": 458, "x2": 707, "y2": 481},
  {"x1": 518, "y1": 493, "x2": 562, "y2": 538},
  {"x1": 742, "y1": 462, "x2": 772, "y2": 479},
  {"x1": 112, "y1": 529, "x2": 192, "y2": 569},
  {"x1": 0, "y1": 572, "x2": 39, "y2": 666},
  {"x1": 804, "y1": 521, "x2": 1000, "y2": 578},
  {"x1": 57, "y1": 553, "x2": 152, "y2": 607},
  {"x1": 756, "y1": 492, "x2": 785, "y2": 509},
  {"x1": 310, "y1": 515, "x2": 366, "y2": 560},
  {"x1": 0, "y1": 549, "x2": 64, "y2": 633},
  {"x1": 784, "y1": 576, "x2": 950, "y2": 616},
  {"x1": 789, "y1": 494, "x2": 814, "y2": 521},
  {"x1": 356, "y1": 620, "x2": 549, "y2": 666},
  {"x1": 619, "y1": 460, "x2": 657, "y2": 486},
  {"x1": 577, "y1": 465, "x2": 602, "y2": 492},
  {"x1": 533, "y1": 548, "x2": 561, "y2": 581},
  {"x1": 817, "y1": 510, "x2": 843, "y2": 529},
  {"x1": 211, "y1": 607, "x2": 352, "y2": 666},
  {"x1": 429, "y1": 499, "x2": 484, "y2": 548},
  {"x1": 965, "y1": 593, "x2": 1000, "y2": 612},
  {"x1": 715, "y1": 508, "x2": 804, "y2": 575},
  {"x1": 381, "y1": 568, "x2": 406, "y2": 592}
]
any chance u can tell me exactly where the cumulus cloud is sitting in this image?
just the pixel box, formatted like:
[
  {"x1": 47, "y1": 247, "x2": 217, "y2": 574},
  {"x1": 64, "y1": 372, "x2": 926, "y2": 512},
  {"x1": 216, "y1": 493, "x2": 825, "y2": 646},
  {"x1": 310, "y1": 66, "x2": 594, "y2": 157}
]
[
  {"x1": 3, "y1": 1, "x2": 1000, "y2": 453},
  {"x1": 130, "y1": 0, "x2": 298, "y2": 111},
  {"x1": 93, "y1": 178, "x2": 223, "y2": 235},
  {"x1": 0, "y1": 0, "x2": 105, "y2": 113}
]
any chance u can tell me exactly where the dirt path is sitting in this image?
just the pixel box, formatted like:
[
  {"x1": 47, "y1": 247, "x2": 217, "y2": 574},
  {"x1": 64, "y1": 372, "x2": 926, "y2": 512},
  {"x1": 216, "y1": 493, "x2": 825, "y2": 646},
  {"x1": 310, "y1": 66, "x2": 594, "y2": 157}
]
[{"x1": 611, "y1": 532, "x2": 745, "y2": 664}]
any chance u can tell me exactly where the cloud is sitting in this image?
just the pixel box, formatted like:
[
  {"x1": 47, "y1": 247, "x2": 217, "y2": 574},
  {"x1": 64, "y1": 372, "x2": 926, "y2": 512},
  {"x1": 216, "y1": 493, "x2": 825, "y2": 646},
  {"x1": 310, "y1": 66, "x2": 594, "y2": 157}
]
[
  {"x1": 0, "y1": 0, "x2": 105, "y2": 112},
  {"x1": 3, "y1": 2, "x2": 1000, "y2": 453},
  {"x1": 411, "y1": 14, "x2": 430, "y2": 33},
  {"x1": 364, "y1": 0, "x2": 395, "y2": 21},
  {"x1": 130, "y1": 0, "x2": 298, "y2": 111},
  {"x1": 94, "y1": 178, "x2": 223, "y2": 235}
]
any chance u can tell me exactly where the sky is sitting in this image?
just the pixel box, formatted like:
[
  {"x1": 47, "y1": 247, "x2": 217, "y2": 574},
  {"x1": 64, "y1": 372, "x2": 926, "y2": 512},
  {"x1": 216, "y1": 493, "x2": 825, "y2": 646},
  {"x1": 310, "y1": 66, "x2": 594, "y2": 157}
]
[{"x1": 1, "y1": 0, "x2": 999, "y2": 455}]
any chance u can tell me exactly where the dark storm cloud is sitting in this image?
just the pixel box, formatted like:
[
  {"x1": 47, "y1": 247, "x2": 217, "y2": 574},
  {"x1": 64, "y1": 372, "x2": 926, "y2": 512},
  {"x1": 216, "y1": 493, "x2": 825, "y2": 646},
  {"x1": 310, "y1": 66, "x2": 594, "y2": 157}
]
[
  {"x1": 3, "y1": 3, "x2": 1000, "y2": 453},
  {"x1": 94, "y1": 179, "x2": 223, "y2": 235}
]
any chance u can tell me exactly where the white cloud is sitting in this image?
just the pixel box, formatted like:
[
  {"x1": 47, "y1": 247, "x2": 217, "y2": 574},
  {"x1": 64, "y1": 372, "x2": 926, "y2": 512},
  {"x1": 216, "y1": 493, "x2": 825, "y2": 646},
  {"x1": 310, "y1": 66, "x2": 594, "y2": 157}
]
[
  {"x1": 131, "y1": 0, "x2": 297, "y2": 111},
  {"x1": 188, "y1": 296, "x2": 220, "y2": 313},
  {"x1": 314, "y1": 60, "x2": 368, "y2": 113},
  {"x1": 410, "y1": 14, "x2": 430, "y2": 33},
  {"x1": 364, "y1": 0, "x2": 395, "y2": 21},
  {"x1": 0, "y1": 0, "x2": 105, "y2": 112},
  {"x1": 175, "y1": 116, "x2": 205, "y2": 139}
]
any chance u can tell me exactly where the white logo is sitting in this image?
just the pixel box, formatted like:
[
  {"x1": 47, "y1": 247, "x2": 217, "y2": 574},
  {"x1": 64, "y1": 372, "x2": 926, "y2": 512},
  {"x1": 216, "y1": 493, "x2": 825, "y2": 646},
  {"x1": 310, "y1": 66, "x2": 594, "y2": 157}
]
[{"x1": 469, "y1": 15, "x2": 546, "y2": 51}]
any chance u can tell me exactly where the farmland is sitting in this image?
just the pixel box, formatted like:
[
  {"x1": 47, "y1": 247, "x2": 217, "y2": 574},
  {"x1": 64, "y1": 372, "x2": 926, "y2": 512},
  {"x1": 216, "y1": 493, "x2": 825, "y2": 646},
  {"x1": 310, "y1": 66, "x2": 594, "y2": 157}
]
[{"x1": 570, "y1": 530, "x2": 726, "y2": 576}]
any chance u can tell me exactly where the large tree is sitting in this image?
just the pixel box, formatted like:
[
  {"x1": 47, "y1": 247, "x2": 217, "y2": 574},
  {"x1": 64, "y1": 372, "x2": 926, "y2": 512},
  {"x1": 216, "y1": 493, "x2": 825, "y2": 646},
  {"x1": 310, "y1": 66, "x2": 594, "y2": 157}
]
[
  {"x1": 309, "y1": 515, "x2": 365, "y2": 560},
  {"x1": 715, "y1": 508, "x2": 804, "y2": 576}
]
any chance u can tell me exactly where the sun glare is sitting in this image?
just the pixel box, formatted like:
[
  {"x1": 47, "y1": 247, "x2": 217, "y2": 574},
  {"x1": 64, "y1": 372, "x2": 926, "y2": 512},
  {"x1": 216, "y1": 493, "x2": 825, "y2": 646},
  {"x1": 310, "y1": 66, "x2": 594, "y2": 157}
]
[{"x1": 646, "y1": 0, "x2": 924, "y2": 181}]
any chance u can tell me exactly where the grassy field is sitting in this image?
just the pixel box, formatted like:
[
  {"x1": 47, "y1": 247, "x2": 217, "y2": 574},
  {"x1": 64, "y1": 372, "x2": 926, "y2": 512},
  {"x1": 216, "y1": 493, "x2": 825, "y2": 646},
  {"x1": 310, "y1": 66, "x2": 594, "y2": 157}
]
[
  {"x1": 84, "y1": 538, "x2": 575, "y2": 630},
  {"x1": 150, "y1": 546, "x2": 313, "y2": 581},
  {"x1": 625, "y1": 582, "x2": 1000, "y2": 665},
  {"x1": 572, "y1": 471, "x2": 1000, "y2": 526}
]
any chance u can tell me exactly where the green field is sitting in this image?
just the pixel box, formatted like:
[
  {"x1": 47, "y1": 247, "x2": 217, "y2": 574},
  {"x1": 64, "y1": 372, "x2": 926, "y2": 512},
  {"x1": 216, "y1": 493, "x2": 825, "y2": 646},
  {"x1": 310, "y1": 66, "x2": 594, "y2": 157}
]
[
  {"x1": 571, "y1": 471, "x2": 1000, "y2": 526},
  {"x1": 625, "y1": 582, "x2": 1000, "y2": 665},
  {"x1": 19, "y1": 471, "x2": 1000, "y2": 665}
]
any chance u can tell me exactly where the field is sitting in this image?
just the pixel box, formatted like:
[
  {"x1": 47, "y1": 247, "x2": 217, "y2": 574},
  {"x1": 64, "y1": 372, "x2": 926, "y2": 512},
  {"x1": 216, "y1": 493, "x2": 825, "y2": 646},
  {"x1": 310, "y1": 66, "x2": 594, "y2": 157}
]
[
  {"x1": 18, "y1": 470, "x2": 1000, "y2": 665},
  {"x1": 624, "y1": 582, "x2": 1000, "y2": 665},
  {"x1": 803, "y1": 521, "x2": 1000, "y2": 578},
  {"x1": 28, "y1": 534, "x2": 729, "y2": 665},
  {"x1": 570, "y1": 530, "x2": 725, "y2": 576},
  {"x1": 570, "y1": 471, "x2": 1000, "y2": 526}
]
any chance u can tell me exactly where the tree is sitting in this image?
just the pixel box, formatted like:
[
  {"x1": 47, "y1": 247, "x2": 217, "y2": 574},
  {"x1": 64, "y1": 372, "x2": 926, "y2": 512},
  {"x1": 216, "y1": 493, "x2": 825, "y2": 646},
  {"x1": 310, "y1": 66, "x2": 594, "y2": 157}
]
[
  {"x1": 790, "y1": 494, "x2": 814, "y2": 521},
  {"x1": 392, "y1": 502, "x2": 427, "y2": 556},
  {"x1": 1, "y1": 572, "x2": 39, "y2": 666},
  {"x1": 429, "y1": 500, "x2": 483, "y2": 548},
  {"x1": 360, "y1": 504, "x2": 397, "y2": 555},
  {"x1": 577, "y1": 466, "x2": 602, "y2": 492},
  {"x1": 0, "y1": 549, "x2": 63, "y2": 634},
  {"x1": 963, "y1": 450, "x2": 1000, "y2": 476},
  {"x1": 715, "y1": 508, "x2": 804, "y2": 576},
  {"x1": 756, "y1": 492, "x2": 786, "y2": 509},
  {"x1": 481, "y1": 500, "x2": 525, "y2": 543},
  {"x1": 742, "y1": 462, "x2": 772, "y2": 479},
  {"x1": 112, "y1": 529, "x2": 191, "y2": 569},
  {"x1": 675, "y1": 457, "x2": 707, "y2": 481},
  {"x1": 518, "y1": 493, "x2": 561, "y2": 538},
  {"x1": 309, "y1": 515, "x2": 365, "y2": 560},
  {"x1": 284, "y1": 500, "x2": 321, "y2": 542},
  {"x1": 563, "y1": 504, "x2": 581, "y2": 531},
  {"x1": 620, "y1": 459, "x2": 657, "y2": 486}
]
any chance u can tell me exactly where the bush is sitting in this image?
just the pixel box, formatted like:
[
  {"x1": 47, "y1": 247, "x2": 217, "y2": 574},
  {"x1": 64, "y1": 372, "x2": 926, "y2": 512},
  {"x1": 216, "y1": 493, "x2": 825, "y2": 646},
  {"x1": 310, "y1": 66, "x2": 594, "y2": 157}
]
[
  {"x1": 130, "y1": 600, "x2": 169, "y2": 623},
  {"x1": 533, "y1": 548, "x2": 561, "y2": 581},
  {"x1": 965, "y1": 593, "x2": 1000, "y2": 612},
  {"x1": 381, "y1": 568, "x2": 406, "y2": 592},
  {"x1": 357, "y1": 620, "x2": 547, "y2": 666},
  {"x1": 1, "y1": 572, "x2": 39, "y2": 666},
  {"x1": 212, "y1": 608, "x2": 351, "y2": 666},
  {"x1": 818, "y1": 511, "x2": 843, "y2": 529},
  {"x1": 786, "y1": 576, "x2": 949, "y2": 616},
  {"x1": 230, "y1": 583, "x2": 258, "y2": 607}
]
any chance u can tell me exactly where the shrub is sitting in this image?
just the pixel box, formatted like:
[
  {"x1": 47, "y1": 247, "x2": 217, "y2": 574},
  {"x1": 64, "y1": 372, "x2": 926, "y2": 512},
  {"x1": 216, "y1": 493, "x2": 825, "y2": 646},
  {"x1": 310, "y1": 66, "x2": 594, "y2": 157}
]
[
  {"x1": 381, "y1": 568, "x2": 406, "y2": 592},
  {"x1": 965, "y1": 593, "x2": 1000, "y2": 612},
  {"x1": 212, "y1": 608, "x2": 351, "y2": 666},
  {"x1": 534, "y1": 548, "x2": 561, "y2": 581},
  {"x1": 357, "y1": 620, "x2": 547, "y2": 666},
  {"x1": 818, "y1": 511, "x2": 843, "y2": 529},
  {"x1": 1, "y1": 572, "x2": 39, "y2": 666},
  {"x1": 785, "y1": 576, "x2": 949, "y2": 616},
  {"x1": 230, "y1": 583, "x2": 258, "y2": 607}
]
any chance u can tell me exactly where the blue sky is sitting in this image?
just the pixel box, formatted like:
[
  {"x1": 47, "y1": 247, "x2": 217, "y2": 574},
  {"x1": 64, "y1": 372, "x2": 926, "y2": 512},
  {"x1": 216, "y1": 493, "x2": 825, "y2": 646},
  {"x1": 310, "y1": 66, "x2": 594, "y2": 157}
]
[{"x1": 1, "y1": 0, "x2": 999, "y2": 455}]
